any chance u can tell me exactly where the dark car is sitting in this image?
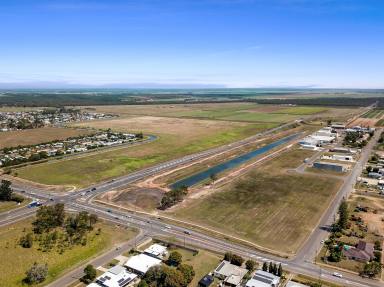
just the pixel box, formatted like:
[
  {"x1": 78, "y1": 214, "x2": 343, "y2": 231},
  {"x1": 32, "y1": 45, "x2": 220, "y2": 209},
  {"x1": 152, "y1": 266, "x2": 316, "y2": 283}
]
[
  {"x1": 184, "y1": 230, "x2": 191, "y2": 235},
  {"x1": 91, "y1": 187, "x2": 96, "y2": 191}
]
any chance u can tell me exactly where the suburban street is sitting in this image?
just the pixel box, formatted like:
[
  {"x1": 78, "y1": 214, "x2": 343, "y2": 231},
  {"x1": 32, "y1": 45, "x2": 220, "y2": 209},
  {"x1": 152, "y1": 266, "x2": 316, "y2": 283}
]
[{"x1": 0, "y1": 125, "x2": 382, "y2": 287}]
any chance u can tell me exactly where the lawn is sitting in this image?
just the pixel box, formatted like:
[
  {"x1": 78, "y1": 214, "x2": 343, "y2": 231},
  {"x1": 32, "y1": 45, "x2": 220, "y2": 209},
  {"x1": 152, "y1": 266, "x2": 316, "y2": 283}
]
[
  {"x1": 0, "y1": 219, "x2": 137, "y2": 287},
  {"x1": 170, "y1": 148, "x2": 342, "y2": 255},
  {"x1": 167, "y1": 246, "x2": 221, "y2": 286},
  {"x1": 0, "y1": 127, "x2": 93, "y2": 149},
  {"x1": 15, "y1": 116, "x2": 277, "y2": 188}
]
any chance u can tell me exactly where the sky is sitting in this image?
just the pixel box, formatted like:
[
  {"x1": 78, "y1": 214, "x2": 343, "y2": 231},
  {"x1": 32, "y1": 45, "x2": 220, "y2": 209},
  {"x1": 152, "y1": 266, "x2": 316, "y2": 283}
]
[{"x1": 0, "y1": 0, "x2": 383, "y2": 89}]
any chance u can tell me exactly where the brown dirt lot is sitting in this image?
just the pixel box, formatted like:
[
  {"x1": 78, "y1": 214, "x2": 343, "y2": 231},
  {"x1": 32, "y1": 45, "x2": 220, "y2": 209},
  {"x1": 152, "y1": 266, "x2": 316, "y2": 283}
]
[
  {"x1": 347, "y1": 118, "x2": 379, "y2": 128},
  {"x1": 0, "y1": 127, "x2": 93, "y2": 149}
]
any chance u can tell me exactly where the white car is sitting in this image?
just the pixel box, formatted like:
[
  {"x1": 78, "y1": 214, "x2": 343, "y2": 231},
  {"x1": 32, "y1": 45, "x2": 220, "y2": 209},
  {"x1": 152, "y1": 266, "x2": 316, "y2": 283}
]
[{"x1": 333, "y1": 272, "x2": 343, "y2": 278}]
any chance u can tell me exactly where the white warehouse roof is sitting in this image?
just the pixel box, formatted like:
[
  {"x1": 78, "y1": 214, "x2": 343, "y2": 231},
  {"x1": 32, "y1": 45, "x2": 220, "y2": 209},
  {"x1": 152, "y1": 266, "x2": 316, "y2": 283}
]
[{"x1": 124, "y1": 254, "x2": 162, "y2": 275}]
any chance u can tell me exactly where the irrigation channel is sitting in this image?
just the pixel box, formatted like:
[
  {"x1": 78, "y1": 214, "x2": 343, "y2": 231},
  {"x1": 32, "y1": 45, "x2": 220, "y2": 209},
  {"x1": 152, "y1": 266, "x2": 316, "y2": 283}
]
[{"x1": 170, "y1": 133, "x2": 299, "y2": 189}]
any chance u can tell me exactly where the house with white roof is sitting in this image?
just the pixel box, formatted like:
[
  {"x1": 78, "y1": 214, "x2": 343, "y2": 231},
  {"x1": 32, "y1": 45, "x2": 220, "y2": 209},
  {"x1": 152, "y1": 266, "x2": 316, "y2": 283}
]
[
  {"x1": 124, "y1": 254, "x2": 162, "y2": 276},
  {"x1": 245, "y1": 270, "x2": 280, "y2": 287},
  {"x1": 213, "y1": 261, "x2": 248, "y2": 287},
  {"x1": 143, "y1": 244, "x2": 168, "y2": 259},
  {"x1": 88, "y1": 265, "x2": 137, "y2": 287}
]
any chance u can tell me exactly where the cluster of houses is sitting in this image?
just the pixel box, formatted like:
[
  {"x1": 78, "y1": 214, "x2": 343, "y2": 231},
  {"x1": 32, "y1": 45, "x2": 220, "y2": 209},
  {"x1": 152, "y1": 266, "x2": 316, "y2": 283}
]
[
  {"x1": 359, "y1": 151, "x2": 384, "y2": 193},
  {"x1": 199, "y1": 260, "x2": 310, "y2": 287},
  {"x1": 86, "y1": 242, "x2": 311, "y2": 287},
  {"x1": 0, "y1": 109, "x2": 116, "y2": 131},
  {"x1": 0, "y1": 131, "x2": 139, "y2": 167},
  {"x1": 87, "y1": 244, "x2": 168, "y2": 287}
]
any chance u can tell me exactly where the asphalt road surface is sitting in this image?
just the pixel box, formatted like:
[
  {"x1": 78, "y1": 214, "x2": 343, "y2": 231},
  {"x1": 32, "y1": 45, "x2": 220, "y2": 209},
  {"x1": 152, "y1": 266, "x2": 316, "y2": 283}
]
[{"x1": 1, "y1": 125, "x2": 382, "y2": 287}]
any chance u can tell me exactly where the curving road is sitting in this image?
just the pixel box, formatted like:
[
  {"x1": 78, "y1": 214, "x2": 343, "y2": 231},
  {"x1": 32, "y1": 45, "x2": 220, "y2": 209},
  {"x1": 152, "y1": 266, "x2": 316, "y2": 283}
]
[{"x1": 0, "y1": 123, "x2": 382, "y2": 287}]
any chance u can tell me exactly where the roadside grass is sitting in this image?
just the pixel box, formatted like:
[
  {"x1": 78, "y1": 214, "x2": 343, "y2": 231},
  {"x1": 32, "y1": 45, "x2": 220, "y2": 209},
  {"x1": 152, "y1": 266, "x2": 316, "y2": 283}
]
[
  {"x1": 15, "y1": 122, "x2": 277, "y2": 188},
  {"x1": 0, "y1": 219, "x2": 137, "y2": 287},
  {"x1": 0, "y1": 198, "x2": 30, "y2": 213},
  {"x1": 0, "y1": 127, "x2": 93, "y2": 149},
  {"x1": 170, "y1": 148, "x2": 342, "y2": 255},
  {"x1": 292, "y1": 274, "x2": 344, "y2": 287},
  {"x1": 167, "y1": 246, "x2": 221, "y2": 286}
]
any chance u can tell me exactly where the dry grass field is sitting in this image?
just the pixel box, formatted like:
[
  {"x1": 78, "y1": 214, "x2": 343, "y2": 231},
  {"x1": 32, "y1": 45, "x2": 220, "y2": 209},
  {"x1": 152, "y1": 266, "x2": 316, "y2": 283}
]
[
  {"x1": 0, "y1": 127, "x2": 93, "y2": 149},
  {"x1": 16, "y1": 116, "x2": 275, "y2": 187},
  {"x1": 13, "y1": 104, "x2": 359, "y2": 188},
  {"x1": 169, "y1": 147, "x2": 342, "y2": 255},
  {"x1": 84, "y1": 103, "x2": 359, "y2": 123},
  {"x1": 0, "y1": 219, "x2": 137, "y2": 287}
]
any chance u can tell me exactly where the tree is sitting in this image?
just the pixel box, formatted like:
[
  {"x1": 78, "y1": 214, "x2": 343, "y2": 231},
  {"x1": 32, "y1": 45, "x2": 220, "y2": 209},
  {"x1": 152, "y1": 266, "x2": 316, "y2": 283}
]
[
  {"x1": 268, "y1": 262, "x2": 273, "y2": 273},
  {"x1": 0, "y1": 180, "x2": 13, "y2": 201},
  {"x1": 24, "y1": 263, "x2": 48, "y2": 284},
  {"x1": 82, "y1": 264, "x2": 97, "y2": 283},
  {"x1": 168, "y1": 251, "x2": 183, "y2": 266},
  {"x1": 177, "y1": 264, "x2": 195, "y2": 285},
  {"x1": 20, "y1": 232, "x2": 34, "y2": 248},
  {"x1": 89, "y1": 214, "x2": 98, "y2": 228},
  {"x1": 138, "y1": 280, "x2": 148, "y2": 287},
  {"x1": 262, "y1": 262, "x2": 268, "y2": 272},
  {"x1": 245, "y1": 259, "x2": 256, "y2": 271},
  {"x1": 230, "y1": 254, "x2": 244, "y2": 266},
  {"x1": 362, "y1": 262, "x2": 382, "y2": 278},
  {"x1": 33, "y1": 204, "x2": 66, "y2": 234},
  {"x1": 337, "y1": 200, "x2": 349, "y2": 230},
  {"x1": 277, "y1": 263, "x2": 283, "y2": 277},
  {"x1": 224, "y1": 252, "x2": 233, "y2": 262},
  {"x1": 210, "y1": 173, "x2": 218, "y2": 183}
]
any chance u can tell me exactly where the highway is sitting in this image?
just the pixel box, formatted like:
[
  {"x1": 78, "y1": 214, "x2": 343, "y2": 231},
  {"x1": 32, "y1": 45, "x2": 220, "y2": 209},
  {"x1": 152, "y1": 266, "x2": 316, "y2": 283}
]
[{"x1": 0, "y1": 123, "x2": 382, "y2": 287}]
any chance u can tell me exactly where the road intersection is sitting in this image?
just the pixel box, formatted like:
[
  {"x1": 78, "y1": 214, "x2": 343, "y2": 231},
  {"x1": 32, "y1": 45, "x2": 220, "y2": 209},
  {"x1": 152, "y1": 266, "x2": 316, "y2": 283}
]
[{"x1": 0, "y1": 124, "x2": 382, "y2": 287}]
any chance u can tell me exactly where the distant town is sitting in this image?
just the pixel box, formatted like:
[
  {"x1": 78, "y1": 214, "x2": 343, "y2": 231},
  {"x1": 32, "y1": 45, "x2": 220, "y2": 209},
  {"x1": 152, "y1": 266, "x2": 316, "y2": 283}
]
[
  {"x1": 0, "y1": 108, "x2": 117, "y2": 132},
  {"x1": 0, "y1": 130, "x2": 143, "y2": 167}
]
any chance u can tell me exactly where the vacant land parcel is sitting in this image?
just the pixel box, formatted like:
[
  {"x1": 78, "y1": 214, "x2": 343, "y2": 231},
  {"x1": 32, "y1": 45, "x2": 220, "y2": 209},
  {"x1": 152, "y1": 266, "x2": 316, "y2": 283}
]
[
  {"x1": 85, "y1": 103, "x2": 353, "y2": 123},
  {"x1": 0, "y1": 219, "x2": 137, "y2": 287},
  {"x1": 170, "y1": 148, "x2": 342, "y2": 255},
  {"x1": 15, "y1": 116, "x2": 275, "y2": 187},
  {"x1": 14, "y1": 104, "x2": 356, "y2": 188}
]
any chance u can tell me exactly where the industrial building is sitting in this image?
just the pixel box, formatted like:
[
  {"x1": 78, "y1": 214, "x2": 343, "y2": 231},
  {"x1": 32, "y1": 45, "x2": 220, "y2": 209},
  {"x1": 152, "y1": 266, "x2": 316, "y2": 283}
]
[{"x1": 313, "y1": 161, "x2": 349, "y2": 173}]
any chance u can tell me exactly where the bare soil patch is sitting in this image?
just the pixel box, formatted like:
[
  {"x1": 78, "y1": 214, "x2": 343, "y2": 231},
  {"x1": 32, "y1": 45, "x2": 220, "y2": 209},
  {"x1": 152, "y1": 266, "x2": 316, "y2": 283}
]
[{"x1": 347, "y1": 117, "x2": 379, "y2": 128}]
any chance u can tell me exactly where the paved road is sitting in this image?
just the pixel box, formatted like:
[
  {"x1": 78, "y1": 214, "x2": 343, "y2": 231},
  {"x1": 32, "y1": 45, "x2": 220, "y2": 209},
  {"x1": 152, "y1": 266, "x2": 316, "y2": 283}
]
[{"x1": 1, "y1": 124, "x2": 382, "y2": 287}]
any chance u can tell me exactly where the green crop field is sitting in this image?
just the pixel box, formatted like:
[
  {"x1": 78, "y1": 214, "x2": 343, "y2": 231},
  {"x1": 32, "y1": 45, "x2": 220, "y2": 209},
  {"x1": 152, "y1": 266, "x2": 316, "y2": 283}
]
[
  {"x1": 273, "y1": 106, "x2": 328, "y2": 115},
  {"x1": 0, "y1": 219, "x2": 137, "y2": 287},
  {"x1": 170, "y1": 148, "x2": 342, "y2": 255},
  {"x1": 362, "y1": 109, "x2": 384, "y2": 119}
]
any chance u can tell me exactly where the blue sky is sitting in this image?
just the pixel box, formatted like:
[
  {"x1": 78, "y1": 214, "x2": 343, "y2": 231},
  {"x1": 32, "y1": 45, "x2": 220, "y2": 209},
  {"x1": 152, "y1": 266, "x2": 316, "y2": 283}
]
[{"x1": 0, "y1": 0, "x2": 383, "y2": 88}]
